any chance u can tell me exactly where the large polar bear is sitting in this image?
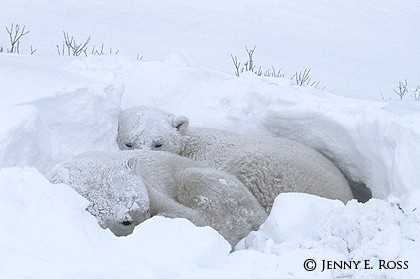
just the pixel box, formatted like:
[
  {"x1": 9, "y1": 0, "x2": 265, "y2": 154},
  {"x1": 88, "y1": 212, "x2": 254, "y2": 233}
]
[
  {"x1": 117, "y1": 106, "x2": 354, "y2": 212},
  {"x1": 47, "y1": 150, "x2": 267, "y2": 246}
]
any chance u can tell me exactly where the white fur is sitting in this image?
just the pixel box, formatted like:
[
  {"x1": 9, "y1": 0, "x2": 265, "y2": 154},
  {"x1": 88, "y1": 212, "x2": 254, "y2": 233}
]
[
  {"x1": 46, "y1": 153, "x2": 151, "y2": 237},
  {"x1": 117, "y1": 106, "x2": 354, "y2": 212},
  {"x1": 47, "y1": 150, "x2": 267, "y2": 246}
]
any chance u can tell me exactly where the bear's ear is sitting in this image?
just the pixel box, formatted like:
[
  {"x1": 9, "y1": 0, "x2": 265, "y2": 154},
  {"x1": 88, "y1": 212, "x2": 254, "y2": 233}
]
[
  {"x1": 127, "y1": 158, "x2": 137, "y2": 171},
  {"x1": 171, "y1": 115, "x2": 189, "y2": 134}
]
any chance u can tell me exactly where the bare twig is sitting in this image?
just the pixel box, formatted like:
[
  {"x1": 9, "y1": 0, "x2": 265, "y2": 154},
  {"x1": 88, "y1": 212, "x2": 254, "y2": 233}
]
[
  {"x1": 380, "y1": 92, "x2": 385, "y2": 100},
  {"x1": 292, "y1": 68, "x2": 312, "y2": 86},
  {"x1": 413, "y1": 85, "x2": 420, "y2": 101},
  {"x1": 244, "y1": 46, "x2": 256, "y2": 72},
  {"x1": 393, "y1": 79, "x2": 408, "y2": 100},
  {"x1": 30, "y1": 45, "x2": 37, "y2": 55},
  {"x1": 291, "y1": 68, "x2": 325, "y2": 90},
  {"x1": 231, "y1": 54, "x2": 241, "y2": 77},
  {"x1": 6, "y1": 23, "x2": 30, "y2": 54},
  {"x1": 58, "y1": 31, "x2": 91, "y2": 56},
  {"x1": 264, "y1": 67, "x2": 285, "y2": 78}
]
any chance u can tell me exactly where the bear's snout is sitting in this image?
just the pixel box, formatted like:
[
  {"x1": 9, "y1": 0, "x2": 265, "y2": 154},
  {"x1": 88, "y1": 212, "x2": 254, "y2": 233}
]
[{"x1": 121, "y1": 220, "x2": 133, "y2": 226}]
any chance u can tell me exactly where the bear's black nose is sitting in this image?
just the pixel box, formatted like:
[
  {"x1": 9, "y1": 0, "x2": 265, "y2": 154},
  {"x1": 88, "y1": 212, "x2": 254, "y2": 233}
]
[{"x1": 121, "y1": 220, "x2": 132, "y2": 226}]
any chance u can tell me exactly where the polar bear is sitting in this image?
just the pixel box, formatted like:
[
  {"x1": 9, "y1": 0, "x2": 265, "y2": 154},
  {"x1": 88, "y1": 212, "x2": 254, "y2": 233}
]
[
  {"x1": 47, "y1": 150, "x2": 267, "y2": 246},
  {"x1": 117, "y1": 106, "x2": 355, "y2": 212},
  {"x1": 46, "y1": 154, "x2": 151, "y2": 237}
]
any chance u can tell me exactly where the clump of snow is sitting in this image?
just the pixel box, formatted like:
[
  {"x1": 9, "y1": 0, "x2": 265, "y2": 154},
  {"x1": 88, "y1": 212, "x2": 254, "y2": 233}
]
[{"x1": 254, "y1": 193, "x2": 344, "y2": 243}]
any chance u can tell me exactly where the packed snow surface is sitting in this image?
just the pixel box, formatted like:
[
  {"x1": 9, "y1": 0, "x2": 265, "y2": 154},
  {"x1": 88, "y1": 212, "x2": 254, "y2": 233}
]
[{"x1": 1, "y1": 1, "x2": 420, "y2": 278}]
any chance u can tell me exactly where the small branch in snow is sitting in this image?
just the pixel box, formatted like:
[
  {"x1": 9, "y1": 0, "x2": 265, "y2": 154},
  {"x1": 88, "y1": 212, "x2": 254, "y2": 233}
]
[
  {"x1": 393, "y1": 79, "x2": 408, "y2": 100},
  {"x1": 291, "y1": 68, "x2": 325, "y2": 90},
  {"x1": 30, "y1": 45, "x2": 37, "y2": 55},
  {"x1": 136, "y1": 53, "x2": 143, "y2": 61},
  {"x1": 5, "y1": 23, "x2": 30, "y2": 54},
  {"x1": 231, "y1": 54, "x2": 241, "y2": 77},
  {"x1": 57, "y1": 31, "x2": 91, "y2": 56}
]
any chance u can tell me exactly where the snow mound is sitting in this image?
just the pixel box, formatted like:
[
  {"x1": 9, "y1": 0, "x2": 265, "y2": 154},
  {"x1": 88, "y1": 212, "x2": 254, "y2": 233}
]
[
  {"x1": 238, "y1": 193, "x2": 420, "y2": 278},
  {"x1": 0, "y1": 167, "x2": 231, "y2": 278},
  {"x1": 124, "y1": 217, "x2": 231, "y2": 269},
  {"x1": 259, "y1": 89, "x2": 420, "y2": 205},
  {"x1": 0, "y1": 79, "x2": 123, "y2": 173},
  {"x1": 254, "y1": 193, "x2": 344, "y2": 243},
  {"x1": 0, "y1": 167, "x2": 111, "y2": 278}
]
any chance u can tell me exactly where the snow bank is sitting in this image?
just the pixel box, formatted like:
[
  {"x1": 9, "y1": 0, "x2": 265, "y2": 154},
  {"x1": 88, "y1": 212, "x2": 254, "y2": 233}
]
[
  {"x1": 2, "y1": 167, "x2": 418, "y2": 278},
  {"x1": 27, "y1": 80, "x2": 123, "y2": 171},
  {"x1": 0, "y1": 167, "x2": 231, "y2": 279},
  {"x1": 0, "y1": 57, "x2": 123, "y2": 172},
  {"x1": 258, "y1": 88, "x2": 420, "y2": 205},
  {"x1": 238, "y1": 193, "x2": 420, "y2": 279},
  {"x1": 0, "y1": 167, "x2": 111, "y2": 278}
]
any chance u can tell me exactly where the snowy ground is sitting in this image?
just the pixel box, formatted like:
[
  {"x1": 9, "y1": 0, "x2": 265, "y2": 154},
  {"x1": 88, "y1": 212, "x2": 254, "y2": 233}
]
[{"x1": 1, "y1": 1, "x2": 420, "y2": 278}]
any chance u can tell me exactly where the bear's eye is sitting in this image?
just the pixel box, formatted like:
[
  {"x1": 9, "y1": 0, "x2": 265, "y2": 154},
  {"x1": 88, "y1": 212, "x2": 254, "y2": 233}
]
[
  {"x1": 125, "y1": 143, "x2": 133, "y2": 148},
  {"x1": 153, "y1": 142, "x2": 163, "y2": 148},
  {"x1": 121, "y1": 220, "x2": 132, "y2": 226}
]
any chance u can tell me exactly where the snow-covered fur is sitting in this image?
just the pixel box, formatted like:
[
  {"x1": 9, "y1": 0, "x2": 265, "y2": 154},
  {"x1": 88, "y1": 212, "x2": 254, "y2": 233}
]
[
  {"x1": 46, "y1": 152, "x2": 150, "y2": 236},
  {"x1": 47, "y1": 150, "x2": 267, "y2": 246},
  {"x1": 46, "y1": 153, "x2": 151, "y2": 237},
  {"x1": 117, "y1": 106, "x2": 354, "y2": 212}
]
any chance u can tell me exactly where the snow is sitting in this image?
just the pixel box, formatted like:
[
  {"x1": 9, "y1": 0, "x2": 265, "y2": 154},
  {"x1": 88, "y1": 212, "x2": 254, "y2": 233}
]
[
  {"x1": 1, "y1": 1, "x2": 420, "y2": 278},
  {"x1": 0, "y1": 167, "x2": 230, "y2": 278},
  {"x1": 2, "y1": 0, "x2": 420, "y2": 99},
  {"x1": 239, "y1": 194, "x2": 420, "y2": 279},
  {"x1": 0, "y1": 56, "x2": 123, "y2": 172}
]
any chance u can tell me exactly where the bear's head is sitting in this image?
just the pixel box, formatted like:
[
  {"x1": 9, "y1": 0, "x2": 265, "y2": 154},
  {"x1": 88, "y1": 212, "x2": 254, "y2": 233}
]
[
  {"x1": 47, "y1": 157, "x2": 151, "y2": 237},
  {"x1": 117, "y1": 106, "x2": 189, "y2": 155},
  {"x1": 81, "y1": 161, "x2": 151, "y2": 237}
]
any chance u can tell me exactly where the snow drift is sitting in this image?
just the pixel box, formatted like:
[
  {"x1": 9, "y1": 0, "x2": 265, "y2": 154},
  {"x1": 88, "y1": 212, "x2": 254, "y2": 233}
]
[
  {"x1": 1, "y1": 55, "x2": 420, "y2": 278},
  {"x1": 0, "y1": 56, "x2": 123, "y2": 173}
]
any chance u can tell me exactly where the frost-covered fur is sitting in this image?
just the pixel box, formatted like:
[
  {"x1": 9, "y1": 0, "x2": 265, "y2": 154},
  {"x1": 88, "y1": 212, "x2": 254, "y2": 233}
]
[
  {"x1": 117, "y1": 106, "x2": 354, "y2": 212},
  {"x1": 48, "y1": 150, "x2": 267, "y2": 246},
  {"x1": 46, "y1": 153, "x2": 151, "y2": 237}
]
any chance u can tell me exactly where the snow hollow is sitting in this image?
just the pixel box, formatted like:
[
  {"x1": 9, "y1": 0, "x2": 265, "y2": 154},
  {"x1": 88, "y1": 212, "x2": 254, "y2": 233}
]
[{"x1": 1, "y1": 1, "x2": 420, "y2": 278}]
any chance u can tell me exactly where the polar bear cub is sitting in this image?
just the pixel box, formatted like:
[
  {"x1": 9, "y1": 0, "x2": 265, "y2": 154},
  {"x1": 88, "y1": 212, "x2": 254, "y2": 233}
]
[
  {"x1": 47, "y1": 150, "x2": 267, "y2": 246},
  {"x1": 117, "y1": 106, "x2": 354, "y2": 212},
  {"x1": 46, "y1": 152, "x2": 151, "y2": 237}
]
